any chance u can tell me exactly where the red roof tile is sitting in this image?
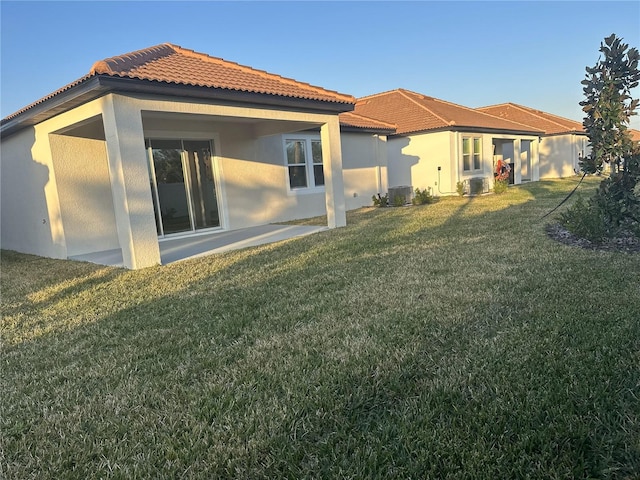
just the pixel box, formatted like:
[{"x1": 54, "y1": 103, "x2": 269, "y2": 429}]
[
  {"x1": 339, "y1": 111, "x2": 396, "y2": 132},
  {"x1": 477, "y1": 103, "x2": 585, "y2": 135},
  {"x1": 353, "y1": 89, "x2": 542, "y2": 135},
  {"x1": 3, "y1": 43, "x2": 354, "y2": 124},
  {"x1": 90, "y1": 43, "x2": 354, "y2": 104}
]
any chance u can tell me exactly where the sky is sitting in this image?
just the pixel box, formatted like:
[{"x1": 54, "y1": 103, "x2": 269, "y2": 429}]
[{"x1": 1, "y1": 1, "x2": 639, "y2": 129}]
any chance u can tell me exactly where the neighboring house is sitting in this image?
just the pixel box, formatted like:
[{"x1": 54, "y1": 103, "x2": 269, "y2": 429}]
[
  {"x1": 478, "y1": 103, "x2": 588, "y2": 178},
  {"x1": 351, "y1": 89, "x2": 544, "y2": 196},
  {"x1": 0, "y1": 43, "x2": 358, "y2": 269}
]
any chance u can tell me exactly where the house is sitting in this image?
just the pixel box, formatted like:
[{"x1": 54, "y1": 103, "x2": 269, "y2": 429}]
[
  {"x1": 477, "y1": 103, "x2": 588, "y2": 178},
  {"x1": 351, "y1": 89, "x2": 544, "y2": 196},
  {"x1": 0, "y1": 43, "x2": 386, "y2": 269}
]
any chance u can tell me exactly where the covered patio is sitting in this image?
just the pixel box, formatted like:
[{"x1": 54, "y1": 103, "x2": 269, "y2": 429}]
[
  {"x1": 69, "y1": 223, "x2": 327, "y2": 267},
  {"x1": 0, "y1": 43, "x2": 354, "y2": 270}
]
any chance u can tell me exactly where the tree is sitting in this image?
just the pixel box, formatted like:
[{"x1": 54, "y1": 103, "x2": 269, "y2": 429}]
[
  {"x1": 580, "y1": 33, "x2": 640, "y2": 175},
  {"x1": 577, "y1": 34, "x2": 640, "y2": 235}
]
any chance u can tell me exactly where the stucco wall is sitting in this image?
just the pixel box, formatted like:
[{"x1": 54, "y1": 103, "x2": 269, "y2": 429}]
[
  {"x1": 341, "y1": 132, "x2": 388, "y2": 210},
  {"x1": 0, "y1": 126, "x2": 67, "y2": 258},
  {"x1": 386, "y1": 131, "x2": 541, "y2": 197},
  {"x1": 49, "y1": 134, "x2": 119, "y2": 256},
  {"x1": 219, "y1": 132, "x2": 326, "y2": 229},
  {"x1": 539, "y1": 134, "x2": 587, "y2": 178},
  {"x1": 387, "y1": 131, "x2": 455, "y2": 195}
]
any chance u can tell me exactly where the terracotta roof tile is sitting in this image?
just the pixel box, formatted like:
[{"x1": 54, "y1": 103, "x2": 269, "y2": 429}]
[
  {"x1": 89, "y1": 43, "x2": 354, "y2": 104},
  {"x1": 477, "y1": 103, "x2": 585, "y2": 135},
  {"x1": 353, "y1": 89, "x2": 542, "y2": 135},
  {"x1": 339, "y1": 111, "x2": 396, "y2": 132},
  {"x1": 3, "y1": 43, "x2": 354, "y2": 124}
]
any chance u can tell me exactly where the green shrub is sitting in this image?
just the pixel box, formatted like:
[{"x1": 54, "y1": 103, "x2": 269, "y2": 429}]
[
  {"x1": 559, "y1": 196, "x2": 608, "y2": 242},
  {"x1": 456, "y1": 181, "x2": 465, "y2": 197},
  {"x1": 412, "y1": 187, "x2": 434, "y2": 205},
  {"x1": 372, "y1": 193, "x2": 388, "y2": 207},
  {"x1": 494, "y1": 179, "x2": 508, "y2": 194},
  {"x1": 593, "y1": 172, "x2": 640, "y2": 232},
  {"x1": 392, "y1": 195, "x2": 405, "y2": 207}
]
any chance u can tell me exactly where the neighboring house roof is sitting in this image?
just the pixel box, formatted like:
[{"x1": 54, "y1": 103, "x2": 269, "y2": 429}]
[
  {"x1": 352, "y1": 89, "x2": 542, "y2": 136},
  {"x1": 1, "y1": 43, "x2": 355, "y2": 136},
  {"x1": 339, "y1": 111, "x2": 396, "y2": 133},
  {"x1": 630, "y1": 129, "x2": 640, "y2": 144},
  {"x1": 477, "y1": 102, "x2": 585, "y2": 135}
]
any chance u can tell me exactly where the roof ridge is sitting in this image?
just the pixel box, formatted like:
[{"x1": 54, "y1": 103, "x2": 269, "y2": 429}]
[
  {"x1": 357, "y1": 88, "x2": 406, "y2": 102},
  {"x1": 477, "y1": 101, "x2": 512, "y2": 110},
  {"x1": 396, "y1": 89, "x2": 452, "y2": 125},
  {"x1": 503, "y1": 102, "x2": 580, "y2": 130},
  {"x1": 463, "y1": 101, "x2": 548, "y2": 131},
  {"x1": 90, "y1": 43, "x2": 175, "y2": 75},
  {"x1": 527, "y1": 105, "x2": 584, "y2": 128},
  {"x1": 168, "y1": 43, "x2": 354, "y2": 103},
  {"x1": 480, "y1": 102, "x2": 583, "y2": 131}
]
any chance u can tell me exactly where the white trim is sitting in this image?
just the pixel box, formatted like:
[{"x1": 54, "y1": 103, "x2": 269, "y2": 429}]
[
  {"x1": 282, "y1": 133, "x2": 326, "y2": 195},
  {"x1": 461, "y1": 135, "x2": 483, "y2": 174}
]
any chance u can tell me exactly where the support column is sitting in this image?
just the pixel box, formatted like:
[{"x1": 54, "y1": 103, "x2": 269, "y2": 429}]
[
  {"x1": 321, "y1": 117, "x2": 347, "y2": 228},
  {"x1": 101, "y1": 95, "x2": 160, "y2": 269},
  {"x1": 532, "y1": 138, "x2": 540, "y2": 181},
  {"x1": 513, "y1": 139, "x2": 522, "y2": 184}
]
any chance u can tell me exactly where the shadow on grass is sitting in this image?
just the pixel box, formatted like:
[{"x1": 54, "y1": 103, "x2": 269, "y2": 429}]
[{"x1": 4, "y1": 178, "x2": 636, "y2": 478}]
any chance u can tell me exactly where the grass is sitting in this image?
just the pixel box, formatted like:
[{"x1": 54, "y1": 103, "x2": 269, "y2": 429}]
[{"x1": 2, "y1": 178, "x2": 639, "y2": 479}]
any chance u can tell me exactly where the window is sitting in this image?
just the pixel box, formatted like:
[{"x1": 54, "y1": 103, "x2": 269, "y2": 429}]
[
  {"x1": 462, "y1": 137, "x2": 482, "y2": 172},
  {"x1": 284, "y1": 136, "x2": 324, "y2": 190}
]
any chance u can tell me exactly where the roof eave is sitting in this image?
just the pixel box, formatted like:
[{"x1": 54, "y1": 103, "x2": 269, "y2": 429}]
[
  {"x1": 97, "y1": 76, "x2": 355, "y2": 113},
  {"x1": 340, "y1": 125, "x2": 395, "y2": 134},
  {"x1": 391, "y1": 125, "x2": 544, "y2": 137},
  {"x1": 1, "y1": 76, "x2": 107, "y2": 138}
]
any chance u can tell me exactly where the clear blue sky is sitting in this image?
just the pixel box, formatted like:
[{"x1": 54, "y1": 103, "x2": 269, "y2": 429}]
[{"x1": 1, "y1": 1, "x2": 639, "y2": 129}]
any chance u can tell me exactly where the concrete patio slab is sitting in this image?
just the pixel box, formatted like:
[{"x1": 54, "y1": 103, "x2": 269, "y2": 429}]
[{"x1": 69, "y1": 224, "x2": 328, "y2": 268}]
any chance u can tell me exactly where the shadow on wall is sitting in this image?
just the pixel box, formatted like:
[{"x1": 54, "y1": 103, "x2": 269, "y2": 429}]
[
  {"x1": 1, "y1": 127, "x2": 60, "y2": 257},
  {"x1": 539, "y1": 135, "x2": 586, "y2": 179},
  {"x1": 49, "y1": 133, "x2": 121, "y2": 257},
  {"x1": 386, "y1": 136, "x2": 420, "y2": 193},
  {"x1": 221, "y1": 158, "x2": 326, "y2": 228}
]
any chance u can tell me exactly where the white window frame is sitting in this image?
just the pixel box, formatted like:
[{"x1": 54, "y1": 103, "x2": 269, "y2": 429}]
[
  {"x1": 462, "y1": 136, "x2": 483, "y2": 173},
  {"x1": 283, "y1": 134, "x2": 325, "y2": 194}
]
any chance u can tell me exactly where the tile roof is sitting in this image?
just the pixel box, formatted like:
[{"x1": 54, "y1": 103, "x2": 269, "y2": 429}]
[
  {"x1": 477, "y1": 103, "x2": 585, "y2": 135},
  {"x1": 89, "y1": 43, "x2": 354, "y2": 104},
  {"x1": 339, "y1": 111, "x2": 396, "y2": 132},
  {"x1": 3, "y1": 43, "x2": 354, "y2": 124},
  {"x1": 352, "y1": 89, "x2": 542, "y2": 135}
]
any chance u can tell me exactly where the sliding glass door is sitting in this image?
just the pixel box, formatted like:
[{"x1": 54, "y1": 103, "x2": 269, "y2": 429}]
[{"x1": 146, "y1": 139, "x2": 220, "y2": 236}]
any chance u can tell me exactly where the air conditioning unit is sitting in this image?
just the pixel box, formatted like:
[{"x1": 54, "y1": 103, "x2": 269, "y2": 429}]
[
  {"x1": 388, "y1": 185, "x2": 413, "y2": 205},
  {"x1": 469, "y1": 177, "x2": 485, "y2": 195}
]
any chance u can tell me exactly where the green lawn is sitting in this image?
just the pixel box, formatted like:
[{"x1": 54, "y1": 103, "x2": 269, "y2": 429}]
[{"x1": 2, "y1": 178, "x2": 639, "y2": 479}]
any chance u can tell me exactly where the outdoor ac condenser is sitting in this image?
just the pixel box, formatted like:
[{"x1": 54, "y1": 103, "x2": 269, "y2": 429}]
[{"x1": 388, "y1": 186, "x2": 413, "y2": 205}]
